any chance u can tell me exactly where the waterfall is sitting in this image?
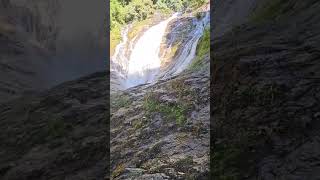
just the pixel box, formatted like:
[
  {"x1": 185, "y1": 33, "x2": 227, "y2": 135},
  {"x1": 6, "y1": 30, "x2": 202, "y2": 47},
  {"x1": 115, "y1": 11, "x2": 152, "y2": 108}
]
[
  {"x1": 159, "y1": 11, "x2": 210, "y2": 79},
  {"x1": 125, "y1": 13, "x2": 178, "y2": 88},
  {"x1": 111, "y1": 10, "x2": 210, "y2": 90},
  {"x1": 110, "y1": 25, "x2": 130, "y2": 81}
]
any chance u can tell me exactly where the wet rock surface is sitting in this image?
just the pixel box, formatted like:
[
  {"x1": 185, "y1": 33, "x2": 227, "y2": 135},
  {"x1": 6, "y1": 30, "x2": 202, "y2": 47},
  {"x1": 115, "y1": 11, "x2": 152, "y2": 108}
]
[
  {"x1": 160, "y1": 5, "x2": 210, "y2": 77},
  {"x1": 213, "y1": 0, "x2": 320, "y2": 179},
  {"x1": 111, "y1": 56, "x2": 210, "y2": 179},
  {"x1": 160, "y1": 16, "x2": 196, "y2": 69}
]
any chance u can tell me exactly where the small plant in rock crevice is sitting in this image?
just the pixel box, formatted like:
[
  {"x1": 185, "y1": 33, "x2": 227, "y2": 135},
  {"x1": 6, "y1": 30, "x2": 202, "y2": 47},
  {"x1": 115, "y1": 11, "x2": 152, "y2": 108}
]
[
  {"x1": 112, "y1": 163, "x2": 125, "y2": 178},
  {"x1": 143, "y1": 90, "x2": 190, "y2": 126},
  {"x1": 173, "y1": 155, "x2": 194, "y2": 173},
  {"x1": 47, "y1": 116, "x2": 67, "y2": 139},
  {"x1": 111, "y1": 93, "x2": 131, "y2": 112}
]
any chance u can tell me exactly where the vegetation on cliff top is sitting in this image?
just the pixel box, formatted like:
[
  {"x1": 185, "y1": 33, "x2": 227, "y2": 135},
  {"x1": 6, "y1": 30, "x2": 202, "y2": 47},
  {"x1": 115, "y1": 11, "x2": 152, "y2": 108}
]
[{"x1": 110, "y1": 0, "x2": 208, "y2": 55}]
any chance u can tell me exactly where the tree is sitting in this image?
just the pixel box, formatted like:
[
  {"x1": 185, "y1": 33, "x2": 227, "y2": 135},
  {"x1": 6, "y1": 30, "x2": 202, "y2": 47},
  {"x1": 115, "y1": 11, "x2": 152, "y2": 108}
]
[{"x1": 127, "y1": 0, "x2": 154, "y2": 21}]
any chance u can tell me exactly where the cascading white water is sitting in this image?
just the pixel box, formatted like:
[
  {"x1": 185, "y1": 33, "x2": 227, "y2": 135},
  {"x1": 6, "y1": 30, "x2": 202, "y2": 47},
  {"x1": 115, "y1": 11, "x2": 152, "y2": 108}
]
[
  {"x1": 159, "y1": 11, "x2": 210, "y2": 79},
  {"x1": 125, "y1": 13, "x2": 178, "y2": 88},
  {"x1": 111, "y1": 8, "x2": 210, "y2": 90},
  {"x1": 110, "y1": 25, "x2": 130, "y2": 81}
]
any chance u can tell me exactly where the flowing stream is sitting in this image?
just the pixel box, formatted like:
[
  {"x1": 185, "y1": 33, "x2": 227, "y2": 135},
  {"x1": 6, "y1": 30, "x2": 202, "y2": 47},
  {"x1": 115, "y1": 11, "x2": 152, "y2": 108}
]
[{"x1": 111, "y1": 9, "x2": 210, "y2": 90}]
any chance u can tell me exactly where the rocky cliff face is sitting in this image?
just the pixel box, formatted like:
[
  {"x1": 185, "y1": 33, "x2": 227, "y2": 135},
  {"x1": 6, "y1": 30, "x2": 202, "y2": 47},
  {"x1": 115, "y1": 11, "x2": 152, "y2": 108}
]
[
  {"x1": 0, "y1": 0, "x2": 107, "y2": 103},
  {"x1": 0, "y1": 72, "x2": 108, "y2": 179},
  {"x1": 0, "y1": 3, "x2": 53, "y2": 103},
  {"x1": 212, "y1": 0, "x2": 320, "y2": 179},
  {"x1": 0, "y1": 2, "x2": 108, "y2": 178}
]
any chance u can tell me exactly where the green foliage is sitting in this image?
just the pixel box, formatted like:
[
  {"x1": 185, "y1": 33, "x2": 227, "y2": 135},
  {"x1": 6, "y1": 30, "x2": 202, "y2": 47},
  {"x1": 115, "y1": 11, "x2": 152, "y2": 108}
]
[
  {"x1": 156, "y1": 0, "x2": 183, "y2": 12},
  {"x1": 213, "y1": 145, "x2": 242, "y2": 180},
  {"x1": 143, "y1": 91, "x2": 188, "y2": 125},
  {"x1": 110, "y1": 25, "x2": 122, "y2": 55},
  {"x1": 47, "y1": 116, "x2": 67, "y2": 138},
  {"x1": 27, "y1": 113, "x2": 69, "y2": 146},
  {"x1": 169, "y1": 78, "x2": 196, "y2": 99},
  {"x1": 111, "y1": 94, "x2": 131, "y2": 112},
  {"x1": 185, "y1": 0, "x2": 208, "y2": 9},
  {"x1": 110, "y1": 0, "x2": 126, "y2": 29},
  {"x1": 212, "y1": 132, "x2": 261, "y2": 180},
  {"x1": 110, "y1": 0, "x2": 209, "y2": 54},
  {"x1": 155, "y1": 0, "x2": 208, "y2": 12},
  {"x1": 196, "y1": 25, "x2": 210, "y2": 57},
  {"x1": 212, "y1": 83, "x2": 287, "y2": 179},
  {"x1": 126, "y1": 0, "x2": 155, "y2": 22},
  {"x1": 111, "y1": 0, "x2": 155, "y2": 28},
  {"x1": 189, "y1": 25, "x2": 210, "y2": 70},
  {"x1": 173, "y1": 155, "x2": 194, "y2": 172},
  {"x1": 236, "y1": 84, "x2": 285, "y2": 107},
  {"x1": 110, "y1": 0, "x2": 155, "y2": 54},
  {"x1": 251, "y1": 0, "x2": 293, "y2": 23},
  {"x1": 133, "y1": 119, "x2": 144, "y2": 129}
]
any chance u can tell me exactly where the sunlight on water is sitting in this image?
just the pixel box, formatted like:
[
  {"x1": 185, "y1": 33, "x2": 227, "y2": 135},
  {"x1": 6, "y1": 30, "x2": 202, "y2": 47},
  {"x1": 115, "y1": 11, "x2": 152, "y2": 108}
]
[
  {"x1": 125, "y1": 13, "x2": 179, "y2": 88},
  {"x1": 111, "y1": 8, "x2": 210, "y2": 90}
]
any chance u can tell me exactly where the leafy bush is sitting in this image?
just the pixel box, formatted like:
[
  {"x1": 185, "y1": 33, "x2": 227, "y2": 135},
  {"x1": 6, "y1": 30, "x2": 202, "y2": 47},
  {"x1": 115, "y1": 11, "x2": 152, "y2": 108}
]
[{"x1": 156, "y1": 0, "x2": 183, "y2": 11}]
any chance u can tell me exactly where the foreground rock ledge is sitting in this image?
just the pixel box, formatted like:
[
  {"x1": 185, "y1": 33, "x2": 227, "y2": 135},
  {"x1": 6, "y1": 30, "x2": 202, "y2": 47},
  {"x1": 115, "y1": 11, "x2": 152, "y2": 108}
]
[{"x1": 110, "y1": 58, "x2": 210, "y2": 179}]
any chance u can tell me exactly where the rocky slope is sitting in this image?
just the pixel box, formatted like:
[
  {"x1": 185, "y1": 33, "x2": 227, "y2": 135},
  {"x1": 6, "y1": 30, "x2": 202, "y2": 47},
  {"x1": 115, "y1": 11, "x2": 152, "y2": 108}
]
[
  {"x1": 110, "y1": 53, "x2": 210, "y2": 179},
  {"x1": 0, "y1": 72, "x2": 108, "y2": 179},
  {"x1": 212, "y1": 0, "x2": 320, "y2": 179}
]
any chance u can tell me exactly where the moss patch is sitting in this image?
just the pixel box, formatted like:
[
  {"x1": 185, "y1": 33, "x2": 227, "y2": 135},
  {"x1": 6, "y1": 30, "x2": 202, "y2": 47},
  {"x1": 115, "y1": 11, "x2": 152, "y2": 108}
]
[
  {"x1": 132, "y1": 119, "x2": 145, "y2": 130},
  {"x1": 189, "y1": 25, "x2": 210, "y2": 71},
  {"x1": 228, "y1": 83, "x2": 286, "y2": 109},
  {"x1": 173, "y1": 156, "x2": 194, "y2": 172},
  {"x1": 143, "y1": 79, "x2": 199, "y2": 126},
  {"x1": 250, "y1": 0, "x2": 296, "y2": 23},
  {"x1": 143, "y1": 91, "x2": 189, "y2": 126},
  {"x1": 46, "y1": 116, "x2": 67, "y2": 139},
  {"x1": 111, "y1": 93, "x2": 131, "y2": 111},
  {"x1": 213, "y1": 83, "x2": 287, "y2": 179},
  {"x1": 212, "y1": 137, "x2": 261, "y2": 180}
]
